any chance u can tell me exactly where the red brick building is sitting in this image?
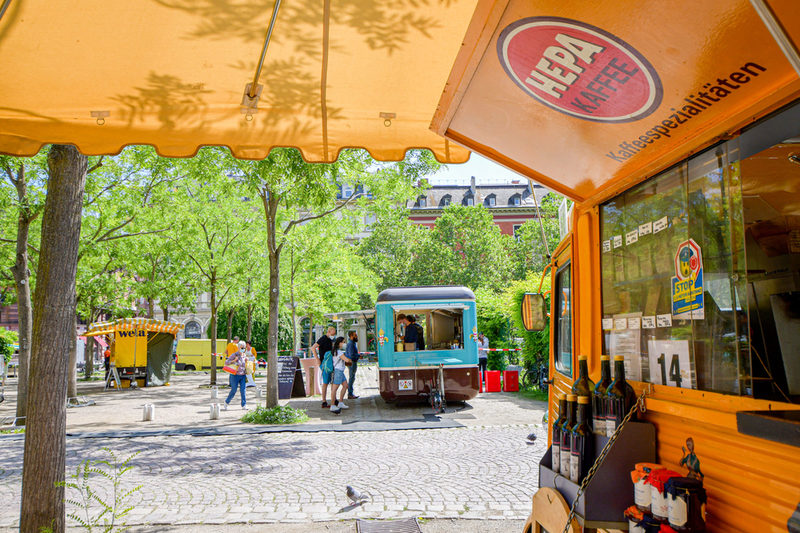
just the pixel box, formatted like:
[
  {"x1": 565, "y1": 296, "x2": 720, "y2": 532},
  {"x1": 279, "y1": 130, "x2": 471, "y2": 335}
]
[{"x1": 407, "y1": 177, "x2": 550, "y2": 236}]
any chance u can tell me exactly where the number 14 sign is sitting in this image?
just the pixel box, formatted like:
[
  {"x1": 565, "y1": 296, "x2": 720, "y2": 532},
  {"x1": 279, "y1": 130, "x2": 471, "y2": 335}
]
[{"x1": 647, "y1": 339, "x2": 693, "y2": 389}]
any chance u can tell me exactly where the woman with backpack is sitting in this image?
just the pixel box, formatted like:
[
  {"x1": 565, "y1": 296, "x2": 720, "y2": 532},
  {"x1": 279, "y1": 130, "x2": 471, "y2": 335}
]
[{"x1": 325, "y1": 336, "x2": 352, "y2": 413}]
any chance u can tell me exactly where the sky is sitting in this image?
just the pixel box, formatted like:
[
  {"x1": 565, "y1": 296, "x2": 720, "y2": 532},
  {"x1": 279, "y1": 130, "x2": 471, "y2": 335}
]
[{"x1": 430, "y1": 153, "x2": 529, "y2": 185}]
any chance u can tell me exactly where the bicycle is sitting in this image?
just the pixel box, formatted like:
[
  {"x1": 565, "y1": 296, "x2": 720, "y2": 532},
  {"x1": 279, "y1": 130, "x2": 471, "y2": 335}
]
[{"x1": 521, "y1": 359, "x2": 550, "y2": 392}]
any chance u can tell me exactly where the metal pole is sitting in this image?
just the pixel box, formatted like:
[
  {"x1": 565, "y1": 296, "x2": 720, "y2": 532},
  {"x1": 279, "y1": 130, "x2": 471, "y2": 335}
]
[
  {"x1": 249, "y1": 0, "x2": 282, "y2": 97},
  {"x1": 749, "y1": 0, "x2": 800, "y2": 76}
]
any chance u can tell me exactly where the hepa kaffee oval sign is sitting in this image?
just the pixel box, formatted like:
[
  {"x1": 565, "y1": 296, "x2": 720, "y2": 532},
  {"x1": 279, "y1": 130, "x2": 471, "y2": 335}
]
[{"x1": 497, "y1": 17, "x2": 662, "y2": 123}]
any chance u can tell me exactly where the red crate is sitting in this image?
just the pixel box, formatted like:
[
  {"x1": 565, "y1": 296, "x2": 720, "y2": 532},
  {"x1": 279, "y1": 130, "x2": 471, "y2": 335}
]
[
  {"x1": 485, "y1": 370, "x2": 502, "y2": 392},
  {"x1": 503, "y1": 370, "x2": 519, "y2": 392}
]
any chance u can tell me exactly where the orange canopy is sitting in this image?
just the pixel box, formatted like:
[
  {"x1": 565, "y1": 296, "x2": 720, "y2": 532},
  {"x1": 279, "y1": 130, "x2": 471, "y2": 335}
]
[
  {"x1": 0, "y1": 0, "x2": 474, "y2": 163},
  {"x1": 433, "y1": 0, "x2": 800, "y2": 203}
]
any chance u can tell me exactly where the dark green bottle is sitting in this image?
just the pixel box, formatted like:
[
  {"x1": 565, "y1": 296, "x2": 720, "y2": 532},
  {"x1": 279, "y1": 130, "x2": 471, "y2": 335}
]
[
  {"x1": 551, "y1": 393, "x2": 567, "y2": 474},
  {"x1": 570, "y1": 395, "x2": 593, "y2": 483},
  {"x1": 605, "y1": 355, "x2": 636, "y2": 437},
  {"x1": 571, "y1": 355, "x2": 596, "y2": 398},
  {"x1": 559, "y1": 394, "x2": 576, "y2": 475},
  {"x1": 593, "y1": 355, "x2": 612, "y2": 435}
]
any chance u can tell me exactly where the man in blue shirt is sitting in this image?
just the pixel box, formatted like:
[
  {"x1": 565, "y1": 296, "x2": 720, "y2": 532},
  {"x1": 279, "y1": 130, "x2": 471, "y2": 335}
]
[{"x1": 345, "y1": 331, "x2": 360, "y2": 399}]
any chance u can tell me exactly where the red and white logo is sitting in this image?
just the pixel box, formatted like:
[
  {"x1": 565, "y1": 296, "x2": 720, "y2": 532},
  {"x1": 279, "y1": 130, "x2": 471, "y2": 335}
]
[{"x1": 497, "y1": 17, "x2": 662, "y2": 123}]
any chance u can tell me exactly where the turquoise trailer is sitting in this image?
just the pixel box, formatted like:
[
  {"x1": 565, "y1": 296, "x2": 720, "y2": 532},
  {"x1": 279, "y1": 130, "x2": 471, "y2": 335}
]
[{"x1": 376, "y1": 286, "x2": 480, "y2": 408}]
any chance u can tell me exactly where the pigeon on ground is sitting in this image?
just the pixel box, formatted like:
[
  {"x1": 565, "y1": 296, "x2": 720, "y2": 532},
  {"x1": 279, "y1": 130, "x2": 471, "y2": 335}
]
[
  {"x1": 526, "y1": 432, "x2": 537, "y2": 443},
  {"x1": 346, "y1": 485, "x2": 369, "y2": 505}
]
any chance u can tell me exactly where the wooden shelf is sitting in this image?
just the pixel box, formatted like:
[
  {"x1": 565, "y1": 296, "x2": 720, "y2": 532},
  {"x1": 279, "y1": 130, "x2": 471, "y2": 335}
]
[{"x1": 539, "y1": 421, "x2": 657, "y2": 528}]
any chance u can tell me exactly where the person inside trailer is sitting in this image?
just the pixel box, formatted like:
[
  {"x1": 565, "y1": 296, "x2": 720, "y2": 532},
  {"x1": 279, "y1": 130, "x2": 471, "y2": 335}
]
[{"x1": 397, "y1": 314, "x2": 417, "y2": 352}]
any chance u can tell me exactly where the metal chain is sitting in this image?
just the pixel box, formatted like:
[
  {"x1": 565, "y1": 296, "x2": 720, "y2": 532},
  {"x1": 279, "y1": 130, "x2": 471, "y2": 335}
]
[{"x1": 560, "y1": 390, "x2": 648, "y2": 533}]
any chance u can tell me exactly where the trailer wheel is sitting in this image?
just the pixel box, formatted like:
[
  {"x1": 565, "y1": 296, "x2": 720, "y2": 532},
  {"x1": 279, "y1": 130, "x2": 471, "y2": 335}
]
[{"x1": 184, "y1": 365, "x2": 196, "y2": 371}]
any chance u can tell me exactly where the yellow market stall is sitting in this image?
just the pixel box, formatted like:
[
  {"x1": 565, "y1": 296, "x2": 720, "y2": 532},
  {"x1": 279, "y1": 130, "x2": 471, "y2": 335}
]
[{"x1": 84, "y1": 318, "x2": 184, "y2": 388}]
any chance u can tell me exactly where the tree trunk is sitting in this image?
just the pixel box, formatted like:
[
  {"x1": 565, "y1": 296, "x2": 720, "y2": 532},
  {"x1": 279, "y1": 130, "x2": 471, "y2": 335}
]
[
  {"x1": 162, "y1": 307, "x2": 169, "y2": 321},
  {"x1": 147, "y1": 296, "x2": 155, "y2": 319},
  {"x1": 83, "y1": 324, "x2": 94, "y2": 380},
  {"x1": 290, "y1": 249, "x2": 297, "y2": 351},
  {"x1": 246, "y1": 303, "x2": 253, "y2": 342},
  {"x1": 266, "y1": 248, "x2": 280, "y2": 408},
  {"x1": 209, "y1": 278, "x2": 217, "y2": 386},
  {"x1": 308, "y1": 318, "x2": 314, "y2": 353},
  {"x1": 21, "y1": 145, "x2": 87, "y2": 533},
  {"x1": 67, "y1": 313, "x2": 78, "y2": 402},
  {"x1": 10, "y1": 163, "x2": 33, "y2": 426},
  {"x1": 226, "y1": 307, "x2": 234, "y2": 342}
]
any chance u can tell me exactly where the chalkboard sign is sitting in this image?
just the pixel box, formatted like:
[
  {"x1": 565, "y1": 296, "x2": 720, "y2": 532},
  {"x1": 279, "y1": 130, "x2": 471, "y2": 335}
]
[{"x1": 277, "y1": 356, "x2": 306, "y2": 399}]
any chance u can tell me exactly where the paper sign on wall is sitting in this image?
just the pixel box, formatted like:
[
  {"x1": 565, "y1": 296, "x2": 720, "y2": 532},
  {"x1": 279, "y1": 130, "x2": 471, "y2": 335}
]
[
  {"x1": 653, "y1": 216, "x2": 668, "y2": 233},
  {"x1": 628, "y1": 317, "x2": 641, "y2": 330},
  {"x1": 642, "y1": 316, "x2": 656, "y2": 329},
  {"x1": 639, "y1": 222, "x2": 652, "y2": 236},
  {"x1": 647, "y1": 339, "x2": 692, "y2": 389},
  {"x1": 602, "y1": 240, "x2": 611, "y2": 253},
  {"x1": 656, "y1": 314, "x2": 673, "y2": 327},
  {"x1": 602, "y1": 318, "x2": 614, "y2": 330},
  {"x1": 613, "y1": 235, "x2": 623, "y2": 249},
  {"x1": 614, "y1": 318, "x2": 627, "y2": 330},
  {"x1": 626, "y1": 230, "x2": 639, "y2": 245}
]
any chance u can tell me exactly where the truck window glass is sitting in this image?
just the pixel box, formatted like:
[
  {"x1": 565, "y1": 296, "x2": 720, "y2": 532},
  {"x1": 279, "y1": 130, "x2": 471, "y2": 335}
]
[{"x1": 554, "y1": 263, "x2": 572, "y2": 376}]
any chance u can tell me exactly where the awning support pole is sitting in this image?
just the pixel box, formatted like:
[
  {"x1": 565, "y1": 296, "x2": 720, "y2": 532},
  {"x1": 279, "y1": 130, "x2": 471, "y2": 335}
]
[
  {"x1": 249, "y1": 0, "x2": 282, "y2": 98},
  {"x1": 749, "y1": 0, "x2": 800, "y2": 76}
]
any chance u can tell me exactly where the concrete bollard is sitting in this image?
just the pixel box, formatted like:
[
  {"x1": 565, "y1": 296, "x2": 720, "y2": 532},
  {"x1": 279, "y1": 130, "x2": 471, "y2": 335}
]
[
  {"x1": 210, "y1": 403, "x2": 220, "y2": 420},
  {"x1": 256, "y1": 387, "x2": 263, "y2": 399},
  {"x1": 210, "y1": 386, "x2": 219, "y2": 400},
  {"x1": 142, "y1": 403, "x2": 155, "y2": 421}
]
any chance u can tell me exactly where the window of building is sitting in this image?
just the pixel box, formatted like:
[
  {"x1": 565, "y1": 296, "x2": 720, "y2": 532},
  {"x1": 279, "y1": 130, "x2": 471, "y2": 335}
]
[
  {"x1": 417, "y1": 196, "x2": 427, "y2": 207},
  {"x1": 485, "y1": 194, "x2": 496, "y2": 207},
  {"x1": 394, "y1": 308, "x2": 464, "y2": 351},
  {"x1": 341, "y1": 184, "x2": 353, "y2": 198},
  {"x1": 440, "y1": 195, "x2": 451, "y2": 207},
  {"x1": 184, "y1": 321, "x2": 201, "y2": 339},
  {"x1": 509, "y1": 194, "x2": 521, "y2": 206},
  {"x1": 513, "y1": 224, "x2": 523, "y2": 239},
  {"x1": 463, "y1": 193, "x2": 474, "y2": 206},
  {"x1": 554, "y1": 263, "x2": 572, "y2": 376},
  {"x1": 364, "y1": 213, "x2": 376, "y2": 226}
]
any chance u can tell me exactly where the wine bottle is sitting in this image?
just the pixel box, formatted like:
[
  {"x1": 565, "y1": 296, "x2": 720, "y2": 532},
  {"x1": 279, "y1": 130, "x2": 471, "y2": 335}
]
[
  {"x1": 551, "y1": 393, "x2": 567, "y2": 474},
  {"x1": 605, "y1": 355, "x2": 636, "y2": 437},
  {"x1": 570, "y1": 395, "x2": 593, "y2": 483},
  {"x1": 593, "y1": 356, "x2": 612, "y2": 435},
  {"x1": 559, "y1": 394, "x2": 577, "y2": 475},
  {"x1": 571, "y1": 355, "x2": 596, "y2": 397}
]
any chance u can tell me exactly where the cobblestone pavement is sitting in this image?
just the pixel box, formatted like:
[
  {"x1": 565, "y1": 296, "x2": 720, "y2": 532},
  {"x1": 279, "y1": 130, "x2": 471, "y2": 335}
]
[{"x1": 0, "y1": 423, "x2": 546, "y2": 528}]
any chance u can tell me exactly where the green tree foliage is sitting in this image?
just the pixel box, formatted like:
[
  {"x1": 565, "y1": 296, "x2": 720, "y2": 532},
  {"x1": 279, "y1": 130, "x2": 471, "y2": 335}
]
[
  {"x1": 509, "y1": 194, "x2": 563, "y2": 278},
  {"x1": 357, "y1": 211, "x2": 427, "y2": 291},
  {"x1": 0, "y1": 326, "x2": 18, "y2": 363}
]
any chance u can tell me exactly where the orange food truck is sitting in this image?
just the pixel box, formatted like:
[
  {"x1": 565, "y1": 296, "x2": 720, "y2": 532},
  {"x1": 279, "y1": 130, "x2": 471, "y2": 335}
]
[
  {"x1": 2, "y1": 0, "x2": 800, "y2": 530},
  {"x1": 431, "y1": 1, "x2": 800, "y2": 531}
]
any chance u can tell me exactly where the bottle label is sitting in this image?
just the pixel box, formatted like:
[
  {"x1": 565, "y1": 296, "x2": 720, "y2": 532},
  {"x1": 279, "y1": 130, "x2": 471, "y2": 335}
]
[
  {"x1": 560, "y1": 447, "x2": 571, "y2": 475},
  {"x1": 668, "y1": 493, "x2": 688, "y2": 526},
  {"x1": 606, "y1": 397, "x2": 624, "y2": 437},
  {"x1": 569, "y1": 433, "x2": 585, "y2": 483},
  {"x1": 552, "y1": 442, "x2": 560, "y2": 473},
  {"x1": 569, "y1": 451, "x2": 580, "y2": 483},
  {"x1": 593, "y1": 415, "x2": 605, "y2": 435}
]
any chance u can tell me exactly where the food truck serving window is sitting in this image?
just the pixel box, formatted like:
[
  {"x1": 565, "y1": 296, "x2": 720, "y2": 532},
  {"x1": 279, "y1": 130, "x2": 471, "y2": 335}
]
[
  {"x1": 600, "y1": 144, "x2": 751, "y2": 395},
  {"x1": 394, "y1": 308, "x2": 464, "y2": 351}
]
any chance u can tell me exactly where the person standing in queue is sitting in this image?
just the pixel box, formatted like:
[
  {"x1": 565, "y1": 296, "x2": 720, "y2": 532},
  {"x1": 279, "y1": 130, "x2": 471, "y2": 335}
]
[
  {"x1": 329, "y1": 336, "x2": 352, "y2": 413},
  {"x1": 345, "y1": 331, "x2": 360, "y2": 400},
  {"x1": 477, "y1": 333, "x2": 489, "y2": 385},
  {"x1": 397, "y1": 314, "x2": 418, "y2": 352},
  {"x1": 312, "y1": 326, "x2": 337, "y2": 408}
]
